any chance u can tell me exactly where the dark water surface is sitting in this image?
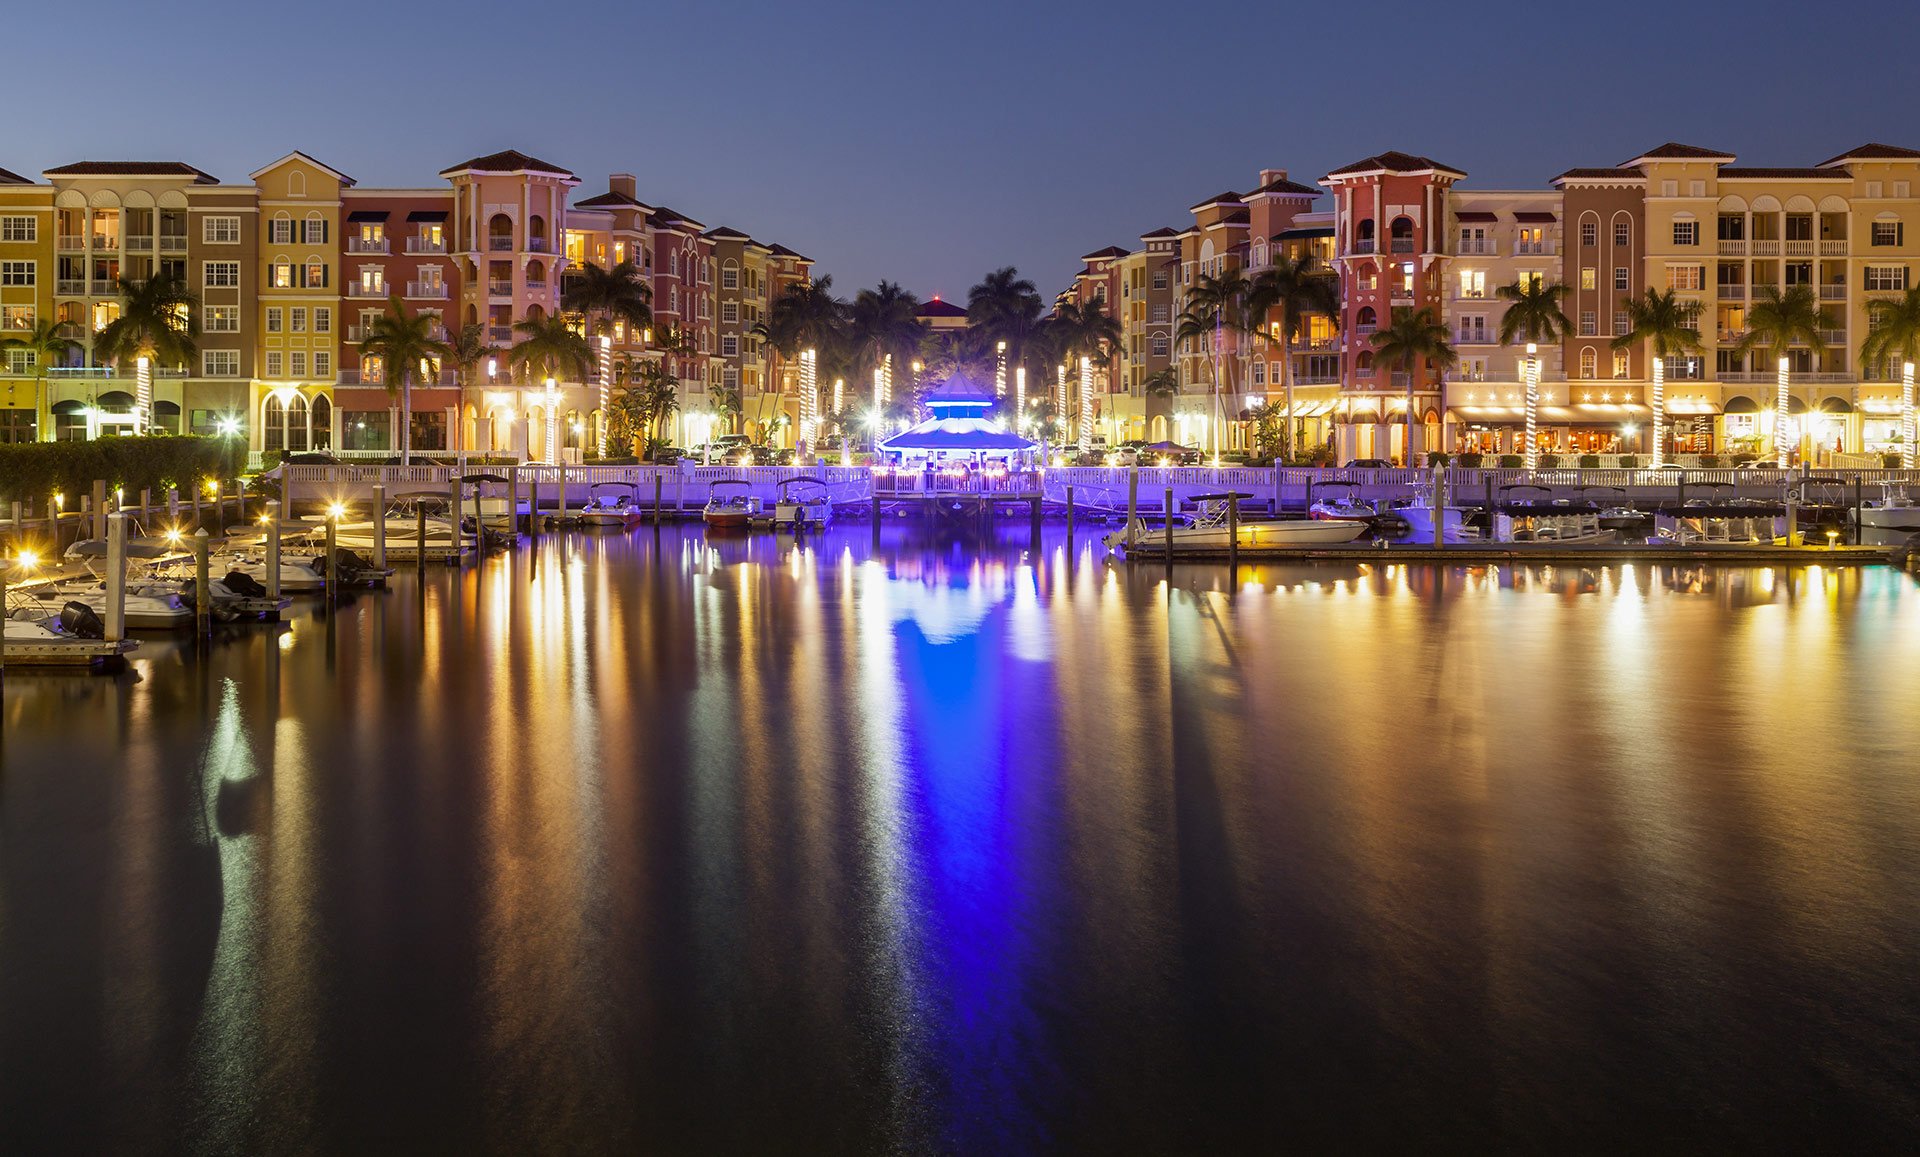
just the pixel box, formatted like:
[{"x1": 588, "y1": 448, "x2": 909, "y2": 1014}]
[{"x1": 4, "y1": 526, "x2": 1919, "y2": 1153}]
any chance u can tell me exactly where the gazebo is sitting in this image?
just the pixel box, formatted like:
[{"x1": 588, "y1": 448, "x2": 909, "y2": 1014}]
[{"x1": 879, "y1": 372, "x2": 1038, "y2": 465}]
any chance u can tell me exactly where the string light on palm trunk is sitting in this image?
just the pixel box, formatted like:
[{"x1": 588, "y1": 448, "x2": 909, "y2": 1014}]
[
  {"x1": 597, "y1": 335, "x2": 612, "y2": 456},
  {"x1": 135, "y1": 355, "x2": 151, "y2": 437},
  {"x1": 1078, "y1": 356, "x2": 1093, "y2": 454},
  {"x1": 1776, "y1": 355, "x2": 1791, "y2": 467},
  {"x1": 1904, "y1": 361, "x2": 1916, "y2": 470},
  {"x1": 799, "y1": 348, "x2": 818, "y2": 458},
  {"x1": 1014, "y1": 366, "x2": 1026, "y2": 432},
  {"x1": 1650, "y1": 355, "x2": 1665, "y2": 468},
  {"x1": 1523, "y1": 342, "x2": 1539, "y2": 471}
]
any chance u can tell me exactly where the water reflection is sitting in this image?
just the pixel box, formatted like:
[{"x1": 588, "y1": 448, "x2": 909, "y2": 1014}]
[{"x1": 3, "y1": 526, "x2": 1919, "y2": 1151}]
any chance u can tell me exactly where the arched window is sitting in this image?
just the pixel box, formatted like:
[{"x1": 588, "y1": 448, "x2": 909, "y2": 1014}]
[
  {"x1": 1580, "y1": 348, "x2": 1598, "y2": 379},
  {"x1": 526, "y1": 259, "x2": 545, "y2": 286},
  {"x1": 309, "y1": 394, "x2": 332, "y2": 449},
  {"x1": 528, "y1": 214, "x2": 547, "y2": 246},
  {"x1": 1389, "y1": 216, "x2": 1415, "y2": 241},
  {"x1": 1355, "y1": 306, "x2": 1377, "y2": 330},
  {"x1": 1355, "y1": 351, "x2": 1374, "y2": 374},
  {"x1": 263, "y1": 391, "x2": 310, "y2": 452},
  {"x1": 488, "y1": 213, "x2": 513, "y2": 251}
]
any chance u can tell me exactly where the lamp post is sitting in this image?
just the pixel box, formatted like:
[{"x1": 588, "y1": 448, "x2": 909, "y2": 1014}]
[
  {"x1": 1650, "y1": 354, "x2": 1666, "y2": 468},
  {"x1": 1523, "y1": 342, "x2": 1539, "y2": 471}
]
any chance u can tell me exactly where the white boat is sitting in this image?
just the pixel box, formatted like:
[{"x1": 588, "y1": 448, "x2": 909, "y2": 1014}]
[
  {"x1": 14, "y1": 582, "x2": 193, "y2": 630},
  {"x1": 1395, "y1": 503, "x2": 1480, "y2": 543},
  {"x1": 579, "y1": 483, "x2": 641, "y2": 528},
  {"x1": 325, "y1": 493, "x2": 465, "y2": 557},
  {"x1": 1849, "y1": 486, "x2": 1920, "y2": 532},
  {"x1": 703, "y1": 480, "x2": 759, "y2": 532},
  {"x1": 3, "y1": 605, "x2": 142, "y2": 665},
  {"x1": 1105, "y1": 514, "x2": 1366, "y2": 552},
  {"x1": 200, "y1": 551, "x2": 330, "y2": 593},
  {"x1": 772, "y1": 478, "x2": 833, "y2": 531},
  {"x1": 1308, "y1": 482, "x2": 1377, "y2": 523}
]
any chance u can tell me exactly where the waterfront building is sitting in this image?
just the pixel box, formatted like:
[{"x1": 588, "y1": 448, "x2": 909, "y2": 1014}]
[
  {"x1": 0, "y1": 166, "x2": 55, "y2": 442},
  {"x1": 251, "y1": 152, "x2": 345, "y2": 456},
  {"x1": 338, "y1": 181, "x2": 461, "y2": 454}
]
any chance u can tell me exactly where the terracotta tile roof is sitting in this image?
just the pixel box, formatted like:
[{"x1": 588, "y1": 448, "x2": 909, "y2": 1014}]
[
  {"x1": 572, "y1": 190, "x2": 650, "y2": 210},
  {"x1": 1325, "y1": 151, "x2": 1464, "y2": 178},
  {"x1": 1247, "y1": 176, "x2": 1321, "y2": 197},
  {"x1": 1138, "y1": 226, "x2": 1180, "y2": 239},
  {"x1": 915, "y1": 298, "x2": 969, "y2": 319},
  {"x1": 1223, "y1": 209, "x2": 1250, "y2": 224},
  {"x1": 1718, "y1": 167, "x2": 1848, "y2": 180},
  {"x1": 0, "y1": 165, "x2": 30, "y2": 185},
  {"x1": 1080, "y1": 245, "x2": 1130, "y2": 261},
  {"x1": 767, "y1": 243, "x2": 810, "y2": 261},
  {"x1": 1817, "y1": 143, "x2": 1920, "y2": 167},
  {"x1": 703, "y1": 226, "x2": 752, "y2": 240},
  {"x1": 649, "y1": 206, "x2": 707, "y2": 232},
  {"x1": 44, "y1": 160, "x2": 217, "y2": 182},
  {"x1": 1188, "y1": 190, "x2": 1244, "y2": 211},
  {"x1": 438, "y1": 149, "x2": 574, "y2": 178},
  {"x1": 1553, "y1": 167, "x2": 1641, "y2": 181},
  {"x1": 1621, "y1": 142, "x2": 1735, "y2": 164}
]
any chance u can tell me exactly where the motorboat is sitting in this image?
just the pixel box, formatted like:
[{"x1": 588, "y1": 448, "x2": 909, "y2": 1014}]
[
  {"x1": 772, "y1": 478, "x2": 833, "y2": 531},
  {"x1": 326, "y1": 493, "x2": 465, "y2": 558},
  {"x1": 1849, "y1": 485, "x2": 1920, "y2": 532},
  {"x1": 1103, "y1": 516, "x2": 1366, "y2": 551},
  {"x1": 1307, "y1": 481, "x2": 1377, "y2": 523},
  {"x1": 702, "y1": 480, "x2": 759, "y2": 532},
  {"x1": 179, "y1": 549, "x2": 330, "y2": 593},
  {"x1": 1491, "y1": 484, "x2": 1611, "y2": 543},
  {"x1": 3, "y1": 601, "x2": 141, "y2": 665},
  {"x1": 13, "y1": 580, "x2": 194, "y2": 630},
  {"x1": 579, "y1": 483, "x2": 643, "y2": 529}
]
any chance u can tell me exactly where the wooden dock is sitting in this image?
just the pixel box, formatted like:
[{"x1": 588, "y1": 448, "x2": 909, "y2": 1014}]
[
  {"x1": 2, "y1": 637, "x2": 140, "y2": 669},
  {"x1": 1120, "y1": 541, "x2": 1895, "y2": 565}
]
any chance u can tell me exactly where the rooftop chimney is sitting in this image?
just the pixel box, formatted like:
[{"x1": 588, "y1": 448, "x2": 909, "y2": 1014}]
[
  {"x1": 609, "y1": 173, "x2": 637, "y2": 199},
  {"x1": 1259, "y1": 168, "x2": 1288, "y2": 187}
]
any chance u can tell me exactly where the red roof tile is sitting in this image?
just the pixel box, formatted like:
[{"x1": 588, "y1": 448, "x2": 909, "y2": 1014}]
[{"x1": 438, "y1": 149, "x2": 574, "y2": 178}]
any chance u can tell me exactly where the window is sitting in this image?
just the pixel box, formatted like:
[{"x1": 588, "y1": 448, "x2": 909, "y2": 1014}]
[
  {"x1": 303, "y1": 261, "x2": 327, "y2": 288},
  {"x1": 1250, "y1": 361, "x2": 1265, "y2": 386},
  {"x1": 1897, "y1": 182, "x2": 1912, "y2": 199},
  {"x1": 1666, "y1": 264, "x2": 1704, "y2": 291},
  {"x1": 1580, "y1": 267, "x2": 1597, "y2": 290},
  {"x1": 1865, "y1": 266, "x2": 1910, "y2": 291},
  {"x1": 0, "y1": 261, "x2": 34, "y2": 287},
  {"x1": 1, "y1": 216, "x2": 36, "y2": 243},
  {"x1": 1614, "y1": 221, "x2": 1630, "y2": 247},
  {"x1": 205, "y1": 261, "x2": 239, "y2": 288},
  {"x1": 205, "y1": 305, "x2": 239, "y2": 332},
  {"x1": 1661, "y1": 180, "x2": 1678, "y2": 197},
  {"x1": 1689, "y1": 181, "x2": 1705, "y2": 197},
  {"x1": 265, "y1": 351, "x2": 283, "y2": 377},
  {"x1": 1457, "y1": 269, "x2": 1485, "y2": 298},
  {"x1": 1613, "y1": 350, "x2": 1630, "y2": 379},
  {"x1": 313, "y1": 351, "x2": 330, "y2": 378},
  {"x1": 290, "y1": 350, "x2": 307, "y2": 377},
  {"x1": 2, "y1": 305, "x2": 34, "y2": 332},
  {"x1": 270, "y1": 217, "x2": 294, "y2": 244},
  {"x1": 1872, "y1": 220, "x2": 1905, "y2": 247},
  {"x1": 1152, "y1": 270, "x2": 1168, "y2": 290},
  {"x1": 721, "y1": 265, "x2": 738, "y2": 290},
  {"x1": 303, "y1": 218, "x2": 327, "y2": 244},
  {"x1": 1579, "y1": 310, "x2": 1598, "y2": 337},
  {"x1": 271, "y1": 262, "x2": 293, "y2": 288},
  {"x1": 1614, "y1": 266, "x2": 1629, "y2": 291},
  {"x1": 1580, "y1": 349, "x2": 1597, "y2": 378},
  {"x1": 1458, "y1": 357, "x2": 1487, "y2": 382},
  {"x1": 266, "y1": 307, "x2": 283, "y2": 333},
  {"x1": 291, "y1": 307, "x2": 306, "y2": 333},
  {"x1": 1615, "y1": 310, "x2": 1630, "y2": 335},
  {"x1": 1515, "y1": 270, "x2": 1544, "y2": 292},
  {"x1": 314, "y1": 307, "x2": 330, "y2": 334},
  {"x1": 1151, "y1": 335, "x2": 1169, "y2": 357},
  {"x1": 1151, "y1": 304, "x2": 1169, "y2": 323},
  {"x1": 721, "y1": 301, "x2": 738, "y2": 324},
  {"x1": 1672, "y1": 219, "x2": 1698, "y2": 246},
  {"x1": 202, "y1": 216, "x2": 240, "y2": 244},
  {"x1": 1866, "y1": 181, "x2": 1884, "y2": 199},
  {"x1": 203, "y1": 350, "x2": 240, "y2": 376},
  {"x1": 1581, "y1": 221, "x2": 1597, "y2": 247},
  {"x1": 720, "y1": 334, "x2": 738, "y2": 357}
]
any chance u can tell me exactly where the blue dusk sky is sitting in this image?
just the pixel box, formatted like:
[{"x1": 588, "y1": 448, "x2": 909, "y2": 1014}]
[{"x1": 7, "y1": 0, "x2": 1917, "y2": 300}]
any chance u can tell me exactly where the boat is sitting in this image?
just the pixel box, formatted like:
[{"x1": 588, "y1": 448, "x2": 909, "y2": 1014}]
[
  {"x1": 579, "y1": 483, "x2": 643, "y2": 529},
  {"x1": 772, "y1": 478, "x2": 833, "y2": 531},
  {"x1": 1104, "y1": 516, "x2": 1366, "y2": 551},
  {"x1": 326, "y1": 493, "x2": 465, "y2": 558},
  {"x1": 702, "y1": 480, "x2": 759, "y2": 532},
  {"x1": 1307, "y1": 481, "x2": 1377, "y2": 523},
  {"x1": 1849, "y1": 485, "x2": 1920, "y2": 532},
  {"x1": 3, "y1": 601, "x2": 141, "y2": 667},
  {"x1": 13, "y1": 580, "x2": 194, "y2": 630}
]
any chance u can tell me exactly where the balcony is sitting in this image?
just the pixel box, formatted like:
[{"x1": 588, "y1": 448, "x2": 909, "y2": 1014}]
[
  {"x1": 1456, "y1": 239, "x2": 1496, "y2": 256},
  {"x1": 1817, "y1": 328, "x2": 1847, "y2": 345},
  {"x1": 524, "y1": 279, "x2": 547, "y2": 291},
  {"x1": 347, "y1": 237, "x2": 390, "y2": 254},
  {"x1": 405, "y1": 237, "x2": 447, "y2": 255},
  {"x1": 487, "y1": 280, "x2": 513, "y2": 297},
  {"x1": 1351, "y1": 240, "x2": 1375, "y2": 255},
  {"x1": 347, "y1": 283, "x2": 389, "y2": 299},
  {"x1": 1354, "y1": 324, "x2": 1377, "y2": 336},
  {"x1": 1514, "y1": 242, "x2": 1555, "y2": 256},
  {"x1": 1717, "y1": 284, "x2": 1745, "y2": 300},
  {"x1": 1717, "y1": 240, "x2": 1747, "y2": 256},
  {"x1": 1820, "y1": 240, "x2": 1848, "y2": 256},
  {"x1": 1820, "y1": 285, "x2": 1847, "y2": 300},
  {"x1": 55, "y1": 279, "x2": 86, "y2": 295},
  {"x1": 528, "y1": 238, "x2": 550, "y2": 253},
  {"x1": 405, "y1": 281, "x2": 449, "y2": 299},
  {"x1": 489, "y1": 325, "x2": 513, "y2": 343},
  {"x1": 57, "y1": 234, "x2": 85, "y2": 251},
  {"x1": 159, "y1": 234, "x2": 187, "y2": 253},
  {"x1": 1389, "y1": 238, "x2": 1415, "y2": 254},
  {"x1": 1752, "y1": 240, "x2": 1781, "y2": 256},
  {"x1": 1784, "y1": 240, "x2": 1815, "y2": 257},
  {"x1": 347, "y1": 325, "x2": 371, "y2": 342},
  {"x1": 125, "y1": 234, "x2": 154, "y2": 251},
  {"x1": 1454, "y1": 330, "x2": 1494, "y2": 346},
  {"x1": 92, "y1": 233, "x2": 118, "y2": 250},
  {"x1": 487, "y1": 236, "x2": 514, "y2": 252}
]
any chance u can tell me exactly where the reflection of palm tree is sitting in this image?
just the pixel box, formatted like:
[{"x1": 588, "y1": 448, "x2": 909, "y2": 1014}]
[
  {"x1": 1734, "y1": 284, "x2": 1825, "y2": 465},
  {"x1": 357, "y1": 296, "x2": 452, "y2": 462},
  {"x1": 93, "y1": 273, "x2": 199, "y2": 434},
  {"x1": 0, "y1": 319, "x2": 82, "y2": 440},
  {"x1": 1861, "y1": 286, "x2": 1920, "y2": 466},
  {"x1": 1370, "y1": 306, "x2": 1455, "y2": 465}
]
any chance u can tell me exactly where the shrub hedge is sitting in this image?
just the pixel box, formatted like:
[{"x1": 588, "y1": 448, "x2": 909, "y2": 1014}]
[{"x1": 0, "y1": 437, "x2": 246, "y2": 506}]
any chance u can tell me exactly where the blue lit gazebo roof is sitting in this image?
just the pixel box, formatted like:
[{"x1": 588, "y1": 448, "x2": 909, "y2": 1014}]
[
  {"x1": 881, "y1": 371, "x2": 1037, "y2": 454},
  {"x1": 921, "y1": 371, "x2": 996, "y2": 418}
]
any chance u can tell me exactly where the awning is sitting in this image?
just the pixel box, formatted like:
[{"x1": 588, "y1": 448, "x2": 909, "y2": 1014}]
[
  {"x1": 1724, "y1": 395, "x2": 1760, "y2": 414},
  {"x1": 1454, "y1": 211, "x2": 1498, "y2": 223},
  {"x1": 407, "y1": 210, "x2": 450, "y2": 222},
  {"x1": 1276, "y1": 226, "x2": 1334, "y2": 240},
  {"x1": 1666, "y1": 399, "x2": 1720, "y2": 415},
  {"x1": 347, "y1": 210, "x2": 389, "y2": 222},
  {"x1": 1514, "y1": 211, "x2": 1558, "y2": 222}
]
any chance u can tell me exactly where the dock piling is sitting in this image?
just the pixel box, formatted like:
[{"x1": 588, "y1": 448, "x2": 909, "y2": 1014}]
[
  {"x1": 194, "y1": 529, "x2": 211, "y2": 635},
  {"x1": 265, "y1": 500, "x2": 281, "y2": 599},
  {"x1": 1127, "y1": 469, "x2": 1138, "y2": 547},
  {"x1": 1227, "y1": 493, "x2": 1239, "y2": 574},
  {"x1": 416, "y1": 504, "x2": 427, "y2": 569},
  {"x1": 1164, "y1": 487, "x2": 1174, "y2": 560},
  {"x1": 1854, "y1": 477, "x2": 1864, "y2": 545},
  {"x1": 93, "y1": 479, "x2": 107, "y2": 540},
  {"x1": 449, "y1": 478, "x2": 463, "y2": 563},
  {"x1": 104, "y1": 512, "x2": 127, "y2": 643},
  {"x1": 1066, "y1": 485, "x2": 1075, "y2": 540},
  {"x1": 652, "y1": 474, "x2": 663, "y2": 525},
  {"x1": 507, "y1": 468, "x2": 520, "y2": 539},
  {"x1": 371, "y1": 485, "x2": 387, "y2": 569},
  {"x1": 1431, "y1": 464, "x2": 1447, "y2": 548}
]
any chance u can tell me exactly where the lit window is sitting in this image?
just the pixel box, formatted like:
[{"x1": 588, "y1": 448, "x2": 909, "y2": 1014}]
[{"x1": 1580, "y1": 267, "x2": 1597, "y2": 290}]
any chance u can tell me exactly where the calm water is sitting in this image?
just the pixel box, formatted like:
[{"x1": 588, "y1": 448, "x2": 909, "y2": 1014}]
[{"x1": 3, "y1": 526, "x2": 1919, "y2": 1153}]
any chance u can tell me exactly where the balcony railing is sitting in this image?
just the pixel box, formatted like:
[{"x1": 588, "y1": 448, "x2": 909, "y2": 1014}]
[
  {"x1": 56, "y1": 234, "x2": 85, "y2": 251},
  {"x1": 1455, "y1": 331, "x2": 1494, "y2": 345},
  {"x1": 92, "y1": 233, "x2": 118, "y2": 249},
  {"x1": 347, "y1": 237, "x2": 390, "y2": 254},
  {"x1": 487, "y1": 280, "x2": 513, "y2": 297},
  {"x1": 488, "y1": 236, "x2": 514, "y2": 251},
  {"x1": 1455, "y1": 240, "x2": 1496, "y2": 255},
  {"x1": 405, "y1": 237, "x2": 447, "y2": 254},
  {"x1": 159, "y1": 234, "x2": 187, "y2": 253},
  {"x1": 1752, "y1": 240, "x2": 1781, "y2": 256},
  {"x1": 527, "y1": 238, "x2": 550, "y2": 253},
  {"x1": 347, "y1": 283, "x2": 389, "y2": 298},
  {"x1": 1717, "y1": 240, "x2": 1747, "y2": 256},
  {"x1": 125, "y1": 234, "x2": 154, "y2": 251},
  {"x1": 489, "y1": 326, "x2": 513, "y2": 343},
  {"x1": 55, "y1": 279, "x2": 86, "y2": 295},
  {"x1": 1817, "y1": 328, "x2": 1847, "y2": 345},
  {"x1": 1820, "y1": 285, "x2": 1847, "y2": 300},
  {"x1": 405, "y1": 282, "x2": 449, "y2": 299},
  {"x1": 1784, "y1": 240, "x2": 1815, "y2": 256},
  {"x1": 1717, "y1": 284, "x2": 1744, "y2": 299},
  {"x1": 1514, "y1": 242, "x2": 1555, "y2": 256},
  {"x1": 1820, "y1": 240, "x2": 1848, "y2": 255},
  {"x1": 1389, "y1": 238, "x2": 1415, "y2": 254},
  {"x1": 347, "y1": 325, "x2": 371, "y2": 342},
  {"x1": 524, "y1": 279, "x2": 547, "y2": 291},
  {"x1": 1351, "y1": 240, "x2": 1375, "y2": 255}
]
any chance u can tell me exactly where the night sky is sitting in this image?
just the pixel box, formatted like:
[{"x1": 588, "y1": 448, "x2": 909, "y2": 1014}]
[{"x1": 9, "y1": 0, "x2": 1917, "y2": 299}]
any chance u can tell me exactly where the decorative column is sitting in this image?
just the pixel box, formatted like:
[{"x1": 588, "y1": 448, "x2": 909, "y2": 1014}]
[
  {"x1": 1523, "y1": 342, "x2": 1539, "y2": 471},
  {"x1": 1650, "y1": 355, "x2": 1665, "y2": 468},
  {"x1": 1775, "y1": 354, "x2": 1790, "y2": 467}
]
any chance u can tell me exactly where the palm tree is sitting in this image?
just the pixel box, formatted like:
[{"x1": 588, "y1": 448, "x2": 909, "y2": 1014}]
[
  {"x1": 966, "y1": 267, "x2": 1045, "y2": 391},
  {"x1": 92, "y1": 273, "x2": 198, "y2": 435},
  {"x1": 561, "y1": 260, "x2": 652, "y2": 455},
  {"x1": 0, "y1": 319, "x2": 82, "y2": 441},
  {"x1": 1370, "y1": 307, "x2": 1456, "y2": 466},
  {"x1": 846, "y1": 281, "x2": 925, "y2": 412},
  {"x1": 756, "y1": 276, "x2": 845, "y2": 446},
  {"x1": 1246, "y1": 253, "x2": 1341, "y2": 460},
  {"x1": 508, "y1": 313, "x2": 591, "y2": 462},
  {"x1": 444, "y1": 322, "x2": 500, "y2": 450},
  {"x1": 1052, "y1": 298, "x2": 1123, "y2": 451},
  {"x1": 1612, "y1": 288, "x2": 1703, "y2": 467},
  {"x1": 1142, "y1": 367, "x2": 1179, "y2": 399},
  {"x1": 1175, "y1": 269, "x2": 1251, "y2": 458},
  {"x1": 1495, "y1": 278, "x2": 1574, "y2": 468},
  {"x1": 1734, "y1": 284, "x2": 1825, "y2": 466},
  {"x1": 1861, "y1": 286, "x2": 1920, "y2": 467},
  {"x1": 357, "y1": 297, "x2": 452, "y2": 463}
]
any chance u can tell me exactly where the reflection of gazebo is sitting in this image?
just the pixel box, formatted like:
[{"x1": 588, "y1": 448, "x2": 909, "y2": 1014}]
[{"x1": 879, "y1": 372, "x2": 1038, "y2": 463}]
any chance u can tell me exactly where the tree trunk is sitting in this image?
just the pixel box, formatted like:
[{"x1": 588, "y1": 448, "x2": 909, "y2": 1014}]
[
  {"x1": 1280, "y1": 314, "x2": 1295, "y2": 462},
  {"x1": 400, "y1": 373, "x2": 413, "y2": 463},
  {"x1": 1405, "y1": 363, "x2": 1416, "y2": 467}
]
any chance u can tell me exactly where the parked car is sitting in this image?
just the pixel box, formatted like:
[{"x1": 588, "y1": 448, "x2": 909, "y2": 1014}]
[
  {"x1": 282, "y1": 451, "x2": 338, "y2": 465},
  {"x1": 646, "y1": 446, "x2": 690, "y2": 463},
  {"x1": 1343, "y1": 458, "x2": 1392, "y2": 469}
]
